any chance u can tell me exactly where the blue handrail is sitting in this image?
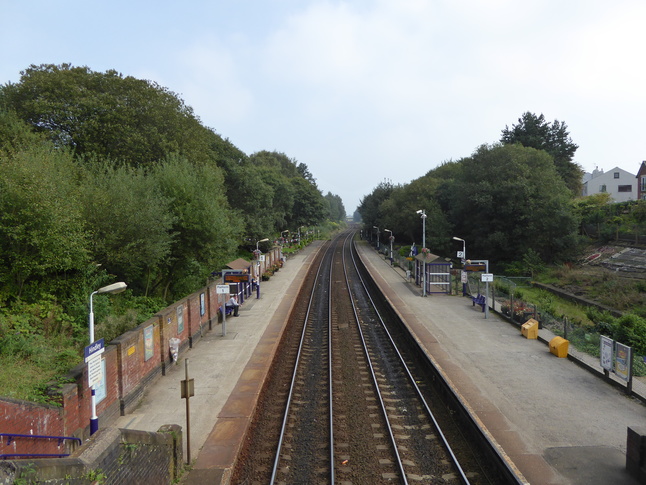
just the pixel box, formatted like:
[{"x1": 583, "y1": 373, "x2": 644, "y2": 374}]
[{"x1": 1, "y1": 432, "x2": 81, "y2": 447}]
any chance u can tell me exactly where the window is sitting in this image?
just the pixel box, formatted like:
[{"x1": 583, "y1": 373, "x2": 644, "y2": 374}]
[
  {"x1": 618, "y1": 185, "x2": 632, "y2": 192},
  {"x1": 600, "y1": 184, "x2": 607, "y2": 193},
  {"x1": 614, "y1": 172, "x2": 620, "y2": 179}
]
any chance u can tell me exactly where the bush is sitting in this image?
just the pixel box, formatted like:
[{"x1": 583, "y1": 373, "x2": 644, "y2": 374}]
[{"x1": 612, "y1": 314, "x2": 646, "y2": 355}]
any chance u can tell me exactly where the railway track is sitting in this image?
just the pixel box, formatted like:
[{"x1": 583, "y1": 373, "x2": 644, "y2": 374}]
[{"x1": 232, "y1": 231, "x2": 515, "y2": 484}]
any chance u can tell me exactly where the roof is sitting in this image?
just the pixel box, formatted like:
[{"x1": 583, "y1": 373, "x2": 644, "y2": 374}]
[
  {"x1": 225, "y1": 258, "x2": 252, "y2": 270},
  {"x1": 414, "y1": 252, "x2": 441, "y2": 264}
]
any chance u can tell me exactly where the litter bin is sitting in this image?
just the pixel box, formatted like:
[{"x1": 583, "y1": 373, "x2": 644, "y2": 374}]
[{"x1": 169, "y1": 338, "x2": 180, "y2": 363}]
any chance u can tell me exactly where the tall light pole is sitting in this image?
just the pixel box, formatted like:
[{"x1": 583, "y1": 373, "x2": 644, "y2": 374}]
[
  {"x1": 384, "y1": 229, "x2": 393, "y2": 264},
  {"x1": 88, "y1": 281, "x2": 127, "y2": 435},
  {"x1": 373, "y1": 226, "x2": 380, "y2": 249},
  {"x1": 453, "y1": 236, "x2": 467, "y2": 296},
  {"x1": 255, "y1": 237, "x2": 269, "y2": 252},
  {"x1": 417, "y1": 210, "x2": 427, "y2": 297},
  {"x1": 253, "y1": 238, "x2": 269, "y2": 297}
]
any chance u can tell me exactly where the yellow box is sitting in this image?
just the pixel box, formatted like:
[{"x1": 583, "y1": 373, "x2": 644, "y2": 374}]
[
  {"x1": 549, "y1": 336, "x2": 569, "y2": 358},
  {"x1": 521, "y1": 318, "x2": 539, "y2": 339}
]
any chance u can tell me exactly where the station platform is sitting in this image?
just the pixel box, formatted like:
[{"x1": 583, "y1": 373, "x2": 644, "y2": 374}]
[
  {"x1": 114, "y1": 238, "x2": 645, "y2": 485},
  {"x1": 358, "y1": 241, "x2": 645, "y2": 485}
]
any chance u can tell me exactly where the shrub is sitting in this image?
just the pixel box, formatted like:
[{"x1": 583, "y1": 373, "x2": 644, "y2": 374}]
[{"x1": 612, "y1": 313, "x2": 646, "y2": 355}]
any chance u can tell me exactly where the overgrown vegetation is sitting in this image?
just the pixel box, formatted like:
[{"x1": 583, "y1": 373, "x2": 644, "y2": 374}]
[{"x1": 0, "y1": 63, "x2": 346, "y2": 402}]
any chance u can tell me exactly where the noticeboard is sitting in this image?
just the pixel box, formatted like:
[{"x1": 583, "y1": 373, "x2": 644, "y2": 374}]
[
  {"x1": 600, "y1": 336, "x2": 613, "y2": 371},
  {"x1": 224, "y1": 273, "x2": 250, "y2": 283},
  {"x1": 464, "y1": 263, "x2": 486, "y2": 272}
]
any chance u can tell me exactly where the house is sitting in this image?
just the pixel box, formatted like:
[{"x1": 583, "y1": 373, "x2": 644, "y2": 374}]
[
  {"x1": 636, "y1": 161, "x2": 646, "y2": 200},
  {"x1": 582, "y1": 166, "x2": 636, "y2": 202}
]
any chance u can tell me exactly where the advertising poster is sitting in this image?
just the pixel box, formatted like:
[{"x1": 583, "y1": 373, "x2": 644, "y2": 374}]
[
  {"x1": 144, "y1": 324, "x2": 154, "y2": 361},
  {"x1": 614, "y1": 342, "x2": 631, "y2": 382},
  {"x1": 177, "y1": 305, "x2": 184, "y2": 334}
]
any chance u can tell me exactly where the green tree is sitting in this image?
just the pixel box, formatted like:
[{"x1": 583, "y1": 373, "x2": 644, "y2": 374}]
[
  {"x1": 151, "y1": 155, "x2": 243, "y2": 299},
  {"x1": 78, "y1": 159, "x2": 176, "y2": 296},
  {"x1": 501, "y1": 112, "x2": 582, "y2": 194},
  {"x1": 378, "y1": 177, "x2": 451, "y2": 253},
  {"x1": 0, "y1": 144, "x2": 89, "y2": 299},
  {"x1": 0, "y1": 110, "x2": 47, "y2": 153},
  {"x1": 324, "y1": 192, "x2": 346, "y2": 222},
  {"x1": 445, "y1": 144, "x2": 579, "y2": 264},
  {"x1": 1, "y1": 63, "x2": 215, "y2": 167},
  {"x1": 287, "y1": 177, "x2": 327, "y2": 228},
  {"x1": 357, "y1": 180, "x2": 395, "y2": 229}
]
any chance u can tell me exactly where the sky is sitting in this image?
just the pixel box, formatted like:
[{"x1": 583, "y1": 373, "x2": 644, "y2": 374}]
[{"x1": 2, "y1": 0, "x2": 646, "y2": 213}]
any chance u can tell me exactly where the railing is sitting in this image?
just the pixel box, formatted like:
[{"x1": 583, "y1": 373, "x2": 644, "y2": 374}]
[{"x1": 1, "y1": 433, "x2": 82, "y2": 459}]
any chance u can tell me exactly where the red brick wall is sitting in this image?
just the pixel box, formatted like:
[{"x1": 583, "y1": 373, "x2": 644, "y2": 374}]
[
  {"x1": 0, "y1": 280, "x2": 224, "y2": 455},
  {"x1": 0, "y1": 399, "x2": 65, "y2": 457}
]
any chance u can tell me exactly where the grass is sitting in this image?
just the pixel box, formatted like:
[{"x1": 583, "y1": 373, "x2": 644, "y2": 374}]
[
  {"x1": 515, "y1": 286, "x2": 595, "y2": 327},
  {"x1": 0, "y1": 356, "x2": 61, "y2": 404},
  {"x1": 543, "y1": 264, "x2": 646, "y2": 316}
]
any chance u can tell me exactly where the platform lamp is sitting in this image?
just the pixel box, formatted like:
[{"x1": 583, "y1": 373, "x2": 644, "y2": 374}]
[
  {"x1": 88, "y1": 282, "x2": 127, "y2": 435},
  {"x1": 255, "y1": 238, "x2": 269, "y2": 295},
  {"x1": 384, "y1": 229, "x2": 394, "y2": 263},
  {"x1": 416, "y1": 210, "x2": 427, "y2": 297}
]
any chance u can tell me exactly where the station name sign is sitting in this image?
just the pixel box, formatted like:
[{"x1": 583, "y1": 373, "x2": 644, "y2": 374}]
[{"x1": 84, "y1": 338, "x2": 105, "y2": 362}]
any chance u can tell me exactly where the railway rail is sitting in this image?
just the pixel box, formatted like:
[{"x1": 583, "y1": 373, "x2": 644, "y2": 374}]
[{"x1": 232, "y1": 231, "x2": 521, "y2": 484}]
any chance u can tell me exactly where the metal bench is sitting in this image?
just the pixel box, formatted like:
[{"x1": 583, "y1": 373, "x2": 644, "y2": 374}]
[{"x1": 472, "y1": 294, "x2": 486, "y2": 312}]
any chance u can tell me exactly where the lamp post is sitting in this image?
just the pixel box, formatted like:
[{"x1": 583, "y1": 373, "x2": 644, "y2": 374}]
[
  {"x1": 417, "y1": 210, "x2": 427, "y2": 297},
  {"x1": 256, "y1": 237, "x2": 269, "y2": 252},
  {"x1": 373, "y1": 226, "x2": 380, "y2": 249},
  {"x1": 88, "y1": 282, "x2": 127, "y2": 435},
  {"x1": 453, "y1": 236, "x2": 467, "y2": 296},
  {"x1": 255, "y1": 238, "x2": 269, "y2": 297},
  {"x1": 384, "y1": 229, "x2": 394, "y2": 264}
]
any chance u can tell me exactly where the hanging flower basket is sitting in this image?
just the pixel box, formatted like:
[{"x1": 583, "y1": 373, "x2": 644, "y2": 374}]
[{"x1": 421, "y1": 247, "x2": 431, "y2": 259}]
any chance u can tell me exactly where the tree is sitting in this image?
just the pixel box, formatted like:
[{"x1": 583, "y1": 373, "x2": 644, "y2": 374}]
[
  {"x1": 324, "y1": 192, "x2": 346, "y2": 222},
  {"x1": 357, "y1": 180, "x2": 395, "y2": 229},
  {"x1": 501, "y1": 112, "x2": 582, "y2": 194},
  {"x1": 78, "y1": 159, "x2": 176, "y2": 296},
  {"x1": 446, "y1": 143, "x2": 579, "y2": 264},
  {"x1": 378, "y1": 178, "x2": 451, "y2": 253},
  {"x1": 1, "y1": 63, "x2": 215, "y2": 167},
  {"x1": 151, "y1": 155, "x2": 243, "y2": 299},
  {"x1": 287, "y1": 177, "x2": 328, "y2": 227},
  {"x1": 0, "y1": 144, "x2": 89, "y2": 299}
]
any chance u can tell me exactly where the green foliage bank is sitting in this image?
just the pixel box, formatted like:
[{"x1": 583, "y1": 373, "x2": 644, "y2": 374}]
[{"x1": 0, "y1": 64, "x2": 346, "y2": 400}]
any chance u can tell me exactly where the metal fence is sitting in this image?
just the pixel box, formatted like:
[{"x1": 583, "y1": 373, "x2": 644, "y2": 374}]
[{"x1": 465, "y1": 273, "x2": 646, "y2": 378}]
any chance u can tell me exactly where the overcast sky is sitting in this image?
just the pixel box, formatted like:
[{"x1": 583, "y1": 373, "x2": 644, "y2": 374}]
[{"x1": 2, "y1": 0, "x2": 645, "y2": 212}]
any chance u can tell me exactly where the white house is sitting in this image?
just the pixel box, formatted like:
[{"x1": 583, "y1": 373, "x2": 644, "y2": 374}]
[{"x1": 582, "y1": 167, "x2": 636, "y2": 202}]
